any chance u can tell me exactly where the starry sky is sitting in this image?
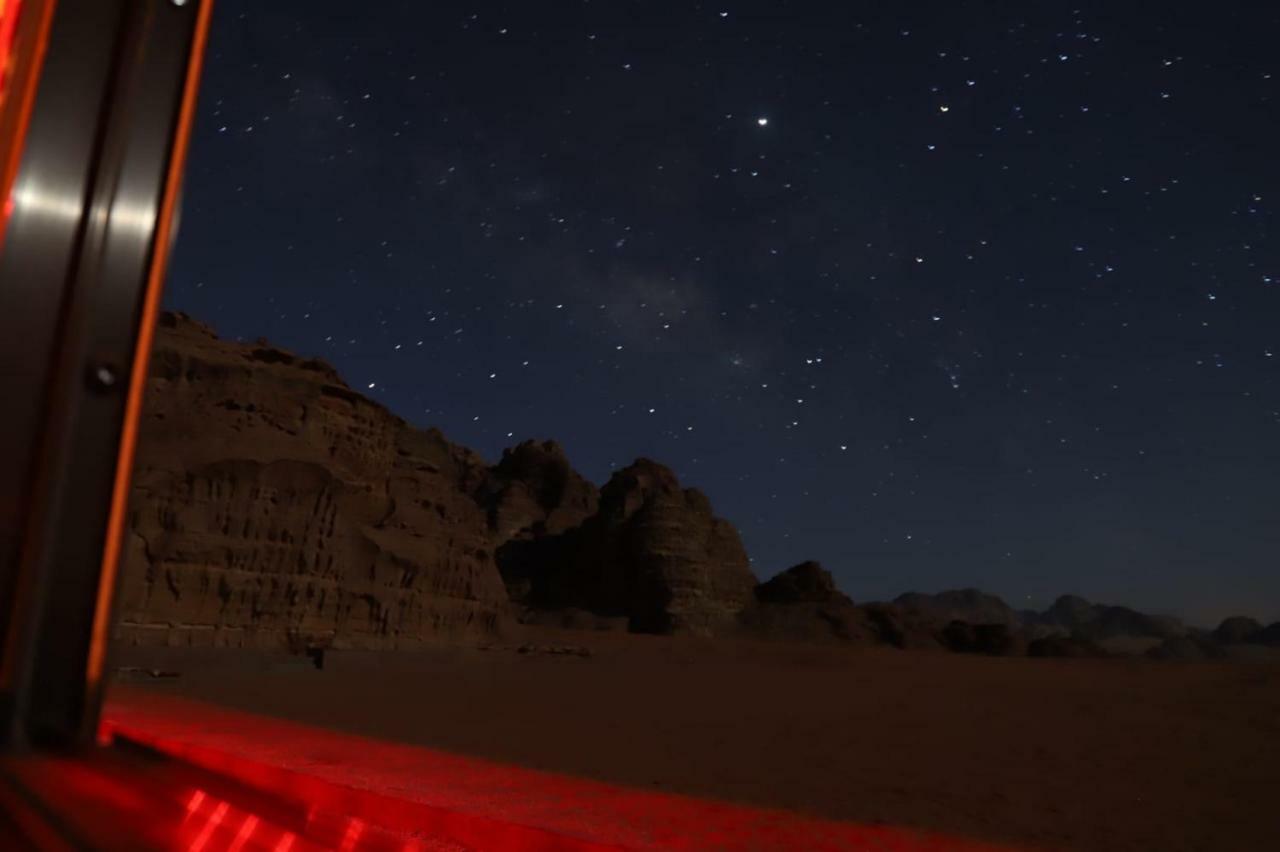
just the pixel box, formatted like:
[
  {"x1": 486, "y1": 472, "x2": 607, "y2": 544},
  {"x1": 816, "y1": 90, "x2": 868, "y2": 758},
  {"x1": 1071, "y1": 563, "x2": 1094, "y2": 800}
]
[{"x1": 165, "y1": 1, "x2": 1280, "y2": 626}]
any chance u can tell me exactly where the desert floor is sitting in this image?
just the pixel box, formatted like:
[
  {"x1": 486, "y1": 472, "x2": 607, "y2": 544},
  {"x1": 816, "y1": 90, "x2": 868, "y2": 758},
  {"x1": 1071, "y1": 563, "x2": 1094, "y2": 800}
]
[{"x1": 111, "y1": 630, "x2": 1280, "y2": 852}]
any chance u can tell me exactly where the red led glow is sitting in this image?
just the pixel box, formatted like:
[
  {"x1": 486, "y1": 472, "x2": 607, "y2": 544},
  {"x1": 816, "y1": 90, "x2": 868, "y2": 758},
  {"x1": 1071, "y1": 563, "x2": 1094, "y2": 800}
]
[
  {"x1": 226, "y1": 814, "x2": 259, "y2": 852},
  {"x1": 188, "y1": 800, "x2": 229, "y2": 852},
  {"x1": 103, "y1": 689, "x2": 1020, "y2": 852},
  {"x1": 0, "y1": 0, "x2": 22, "y2": 103}
]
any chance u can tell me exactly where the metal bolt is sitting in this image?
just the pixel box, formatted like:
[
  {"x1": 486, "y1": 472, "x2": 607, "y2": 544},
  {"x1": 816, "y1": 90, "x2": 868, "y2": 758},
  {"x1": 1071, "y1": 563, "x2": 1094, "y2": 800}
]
[{"x1": 88, "y1": 363, "x2": 120, "y2": 392}]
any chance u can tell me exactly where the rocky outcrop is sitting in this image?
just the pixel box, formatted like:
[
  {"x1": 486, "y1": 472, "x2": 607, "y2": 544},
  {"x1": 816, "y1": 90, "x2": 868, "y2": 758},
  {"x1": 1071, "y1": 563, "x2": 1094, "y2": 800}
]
[
  {"x1": 117, "y1": 313, "x2": 511, "y2": 650},
  {"x1": 755, "y1": 561, "x2": 852, "y2": 606},
  {"x1": 513, "y1": 460, "x2": 758, "y2": 634},
  {"x1": 479, "y1": 440, "x2": 600, "y2": 603},
  {"x1": 475, "y1": 440, "x2": 599, "y2": 541},
  {"x1": 1213, "y1": 616, "x2": 1264, "y2": 644},
  {"x1": 737, "y1": 562, "x2": 875, "y2": 643},
  {"x1": 894, "y1": 589, "x2": 1020, "y2": 628}
]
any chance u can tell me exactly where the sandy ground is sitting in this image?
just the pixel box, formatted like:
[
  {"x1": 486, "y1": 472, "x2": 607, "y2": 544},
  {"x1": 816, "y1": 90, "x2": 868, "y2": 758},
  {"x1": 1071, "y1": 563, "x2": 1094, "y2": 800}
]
[{"x1": 111, "y1": 631, "x2": 1280, "y2": 852}]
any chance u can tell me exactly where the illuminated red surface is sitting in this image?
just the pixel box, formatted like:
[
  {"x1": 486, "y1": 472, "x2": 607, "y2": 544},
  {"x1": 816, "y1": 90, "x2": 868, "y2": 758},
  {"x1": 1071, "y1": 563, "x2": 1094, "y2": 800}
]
[
  {"x1": 103, "y1": 688, "x2": 1024, "y2": 852},
  {"x1": 0, "y1": 0, "x2": 22, "y2": 100}
]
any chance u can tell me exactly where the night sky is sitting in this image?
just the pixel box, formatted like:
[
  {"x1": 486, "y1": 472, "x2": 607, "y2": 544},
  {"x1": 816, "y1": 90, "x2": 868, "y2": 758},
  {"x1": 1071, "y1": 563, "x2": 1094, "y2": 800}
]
[{"x1": 165, "y1": 1, "x2": 1280, "y2": 626}]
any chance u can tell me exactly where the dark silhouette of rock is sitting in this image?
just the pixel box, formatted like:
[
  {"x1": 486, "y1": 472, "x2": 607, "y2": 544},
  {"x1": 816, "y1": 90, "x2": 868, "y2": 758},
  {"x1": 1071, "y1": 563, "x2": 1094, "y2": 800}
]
[
  {"x1": 538, "y1": 460, "x2": 758, "y2": 634},
  {"x1": 938, "y1": 620, "x2": 1024, "y2": 656},
  {"x1": 476, "y1": 440, "x2": 599, "y2": 540},
  {"x1": 1213, "y1": 616, "x2": 1264, "y2": 644},
  {"x1": 1146, "y1": 635, "x2": 1229, "y2": 661},
  {"x1": 1259, "y1": 622, "x2": 1280, "y2": 647},
  {"x1": 755, "y1": 561, "x2": 852, "y2": 605},
  {"x1": 894, "y1": 589, "x2": 1020, "y2": 628},
  {"x1": 479, "y1": 440, "x2": 600, "y2": 603},
  {"x1": 1026, "y1": 635, "x2": 1109, "y2": 658},
  {"x1": 1040, "y1": 595, "x2": 1186, "y2": 641},
  {"x1": 736, "y1": 562, "x2": 875, "y2": 644}
]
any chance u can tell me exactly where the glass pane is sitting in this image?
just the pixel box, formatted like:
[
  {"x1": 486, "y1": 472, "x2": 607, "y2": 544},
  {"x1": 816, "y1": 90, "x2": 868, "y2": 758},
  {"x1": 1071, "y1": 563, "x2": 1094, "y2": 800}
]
[{"x1": 108, "y1": 4, "x2": 1280, "y2": 851}]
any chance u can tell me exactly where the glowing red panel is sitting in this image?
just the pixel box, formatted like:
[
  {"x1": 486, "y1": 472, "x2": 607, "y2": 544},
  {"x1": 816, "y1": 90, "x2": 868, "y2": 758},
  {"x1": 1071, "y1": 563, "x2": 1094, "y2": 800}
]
[{"x1": 103, "y1": 689, "x2": 1020, "y2": 852}]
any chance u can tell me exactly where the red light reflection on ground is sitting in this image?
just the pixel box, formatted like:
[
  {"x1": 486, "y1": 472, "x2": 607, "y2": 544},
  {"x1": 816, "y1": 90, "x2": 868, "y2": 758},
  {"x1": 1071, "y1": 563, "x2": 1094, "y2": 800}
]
[{"x1": 104, "y1": 688, "x2": 1026, "y2": 852}]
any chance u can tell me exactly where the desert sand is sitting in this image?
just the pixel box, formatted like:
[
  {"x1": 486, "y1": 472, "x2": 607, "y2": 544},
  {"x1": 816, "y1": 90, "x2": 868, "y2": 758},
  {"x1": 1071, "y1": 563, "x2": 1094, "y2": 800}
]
[{"x1": 110, "y1": 630, "x2": 1280, "y2": 852}]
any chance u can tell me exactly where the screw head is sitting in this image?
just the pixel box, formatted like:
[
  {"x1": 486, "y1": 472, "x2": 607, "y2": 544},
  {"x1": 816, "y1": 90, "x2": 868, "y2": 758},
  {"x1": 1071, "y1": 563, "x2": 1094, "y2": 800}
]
[{"x1": 87, "y1": 363, "x2": 120, "y2": 392}]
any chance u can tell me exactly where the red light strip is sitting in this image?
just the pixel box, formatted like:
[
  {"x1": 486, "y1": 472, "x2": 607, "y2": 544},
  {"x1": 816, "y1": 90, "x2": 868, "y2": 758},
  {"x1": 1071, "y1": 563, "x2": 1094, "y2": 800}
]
[
  {"x1": 0, "y1": 0, "x2": 24, "y2": 103},
  {"x1": 226, "y1": 814, "x2": 259, "y2": 852},
  {"x1": 188, "y1": 800, "x2": 228, "y2": 852}
]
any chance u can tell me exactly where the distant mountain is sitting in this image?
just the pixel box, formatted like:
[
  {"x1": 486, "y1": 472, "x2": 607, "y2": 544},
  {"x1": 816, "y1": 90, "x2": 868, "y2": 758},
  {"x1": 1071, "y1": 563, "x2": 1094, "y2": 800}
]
[
  {"x1": 1212, "y1": 616, "x2": 1280, "y2": 647},
  {"x1": 1212, "y1": 616, "x2": 1264, "y2": 644},
  {"x1": 1034, "y1": 595, "x2": 1187, "y2": 641},
  {"x1": 893, "y1": 589, "x2": 1020, "y2": 627}
]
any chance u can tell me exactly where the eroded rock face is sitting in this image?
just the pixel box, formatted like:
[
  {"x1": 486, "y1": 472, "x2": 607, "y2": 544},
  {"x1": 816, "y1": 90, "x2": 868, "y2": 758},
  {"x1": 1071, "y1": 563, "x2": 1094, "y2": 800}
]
[
  {"x1": 475, "y1": 440, "x2": 599, "y2": 541},
  {"x1": 118, "y1": 313, "x2": 508, "y2": 649},
  {"x1": 527, "y1": 460, "x2": 759, "y2": 634}
]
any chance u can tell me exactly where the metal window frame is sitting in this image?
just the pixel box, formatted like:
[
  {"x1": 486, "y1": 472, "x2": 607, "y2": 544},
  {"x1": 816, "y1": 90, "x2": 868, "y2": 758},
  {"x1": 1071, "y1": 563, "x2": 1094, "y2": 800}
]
[{"x1": 0, "y1": 0, "x2": 213, "y2": 749}]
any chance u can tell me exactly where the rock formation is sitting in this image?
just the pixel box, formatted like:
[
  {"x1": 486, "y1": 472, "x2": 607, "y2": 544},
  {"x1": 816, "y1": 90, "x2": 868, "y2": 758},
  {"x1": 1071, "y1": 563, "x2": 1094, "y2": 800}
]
[
  {"x1": 119, "y1": 315, "x2": 760, "y2": 647},
  {"x1": 755, "y1": 561, "x2": 852, "y2": 605},
  {"x1": 737, "y1": 562, "x2": 878, "y2": 643},
  {"x1": 1212, "y1": 616, "x2": 1264, "y2": 644},
  {"x1": 475, "y1": 440, "x2": 599, "y2": 541},
  {"x1": 514, "y1": 460, "x2": 759, "y2": 634}
]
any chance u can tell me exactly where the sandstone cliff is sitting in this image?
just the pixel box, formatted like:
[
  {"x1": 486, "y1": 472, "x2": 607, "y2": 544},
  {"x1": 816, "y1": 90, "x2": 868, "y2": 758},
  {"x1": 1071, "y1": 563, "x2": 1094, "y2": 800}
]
[{"x1": 119, "y1": 314, "x2": 512, "y2": 649}]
